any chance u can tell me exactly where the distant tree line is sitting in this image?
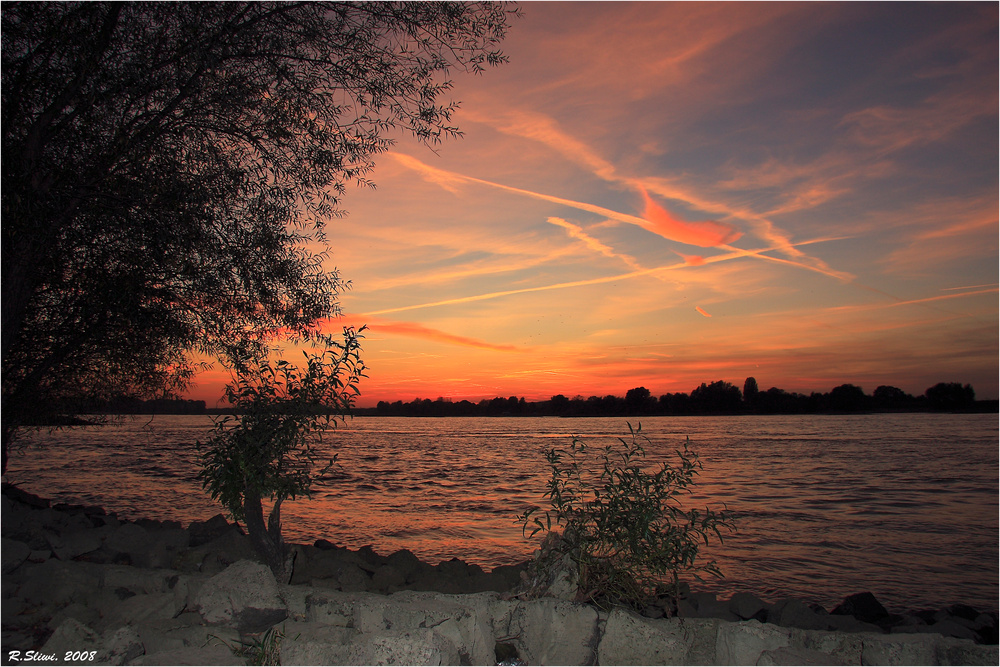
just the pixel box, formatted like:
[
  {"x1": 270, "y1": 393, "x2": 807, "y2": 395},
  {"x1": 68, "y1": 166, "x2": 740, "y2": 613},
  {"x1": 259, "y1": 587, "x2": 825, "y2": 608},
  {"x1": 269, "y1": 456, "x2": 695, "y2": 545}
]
[{"x1": 360, "y1": 379, "x2": 994, "y2": 417}]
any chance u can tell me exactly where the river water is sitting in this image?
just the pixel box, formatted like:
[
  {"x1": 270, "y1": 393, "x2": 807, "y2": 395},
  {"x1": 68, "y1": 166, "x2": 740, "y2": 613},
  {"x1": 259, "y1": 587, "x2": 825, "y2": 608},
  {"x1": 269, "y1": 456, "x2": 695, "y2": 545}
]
[{"x1": 6, "y1": 413, "x2": 997, "y2": 612}]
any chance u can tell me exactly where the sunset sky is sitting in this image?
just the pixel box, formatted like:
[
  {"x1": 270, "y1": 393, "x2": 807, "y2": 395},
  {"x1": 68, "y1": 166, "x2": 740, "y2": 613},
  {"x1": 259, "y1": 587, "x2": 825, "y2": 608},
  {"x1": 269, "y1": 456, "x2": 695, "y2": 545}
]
[{"x1": 191, "y1": 2, "x2": 998, "y2": 407}]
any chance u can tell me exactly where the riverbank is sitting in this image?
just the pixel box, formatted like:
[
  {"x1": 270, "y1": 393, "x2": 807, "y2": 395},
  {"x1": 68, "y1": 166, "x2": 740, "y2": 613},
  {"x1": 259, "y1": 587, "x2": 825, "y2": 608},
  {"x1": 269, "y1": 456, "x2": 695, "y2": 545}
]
[{"x1": 2, "y1": 484, "x2": 996, "y2": 665}]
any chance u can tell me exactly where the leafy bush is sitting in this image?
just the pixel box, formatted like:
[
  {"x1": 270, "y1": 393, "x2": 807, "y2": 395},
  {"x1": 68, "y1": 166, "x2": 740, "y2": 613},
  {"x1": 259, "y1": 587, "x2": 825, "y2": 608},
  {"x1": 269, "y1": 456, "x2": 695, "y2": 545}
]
[
  {"x1": 198, "y1": 328, "x2": 366, "y2": 581},
  {"x1": 517, "y1": 423, "x2": 734, "y2": 610}
]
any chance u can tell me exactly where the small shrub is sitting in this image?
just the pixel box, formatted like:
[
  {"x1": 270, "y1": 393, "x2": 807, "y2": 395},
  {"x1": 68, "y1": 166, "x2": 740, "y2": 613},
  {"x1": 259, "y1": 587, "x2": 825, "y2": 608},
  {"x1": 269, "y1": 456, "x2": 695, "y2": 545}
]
[
  {"x1": 517, "y1": 423, "x2": 734, "y2": 610},
  {"x1": 198, "y1": 328, "x2": 366, "y2": 582}
]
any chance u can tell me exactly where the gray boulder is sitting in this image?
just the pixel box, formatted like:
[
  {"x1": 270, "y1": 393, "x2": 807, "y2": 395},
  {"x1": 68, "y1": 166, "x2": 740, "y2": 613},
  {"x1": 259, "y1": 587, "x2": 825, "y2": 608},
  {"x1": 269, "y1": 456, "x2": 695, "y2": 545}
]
[
  {"x1": 194, "y1": 559, "x2": 287, "y2": 632},
  {"x1": 187, "y1": 514, "x2": 233, "y2": 547},
  {"x1": 729, "y1": 592, "x2": 768, "y2": 620},
  {"x1": 278, "y1": 621, "x2": 361, "y2": 665},
  {"x1": 598, "y1": 609, "x2": 719, "y2": 665},
  {"x1": 509, "y1": 597, "x2": 599, "y2": 665},
  {"x1": 1, "y1": 538, "x2": 30, "y2": 574}
]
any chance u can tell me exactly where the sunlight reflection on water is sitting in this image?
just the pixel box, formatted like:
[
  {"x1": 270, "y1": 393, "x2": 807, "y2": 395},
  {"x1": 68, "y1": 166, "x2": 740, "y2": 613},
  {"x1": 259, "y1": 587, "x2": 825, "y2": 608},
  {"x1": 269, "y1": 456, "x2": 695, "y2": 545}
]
[{"x1": 7, "y1": 413, "x2": 997, "y2": 612}]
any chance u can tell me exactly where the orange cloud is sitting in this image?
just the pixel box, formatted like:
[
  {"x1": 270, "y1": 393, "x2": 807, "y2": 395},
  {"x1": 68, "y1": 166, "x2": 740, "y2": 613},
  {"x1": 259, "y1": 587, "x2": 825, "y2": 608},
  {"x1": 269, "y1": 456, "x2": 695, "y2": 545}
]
[
  {"x1": 334, "y1": 315, "x2": 520, "y2": 352},
  {"x1": 695, "y1": 306, "x2": 712, "y2": 318},
  {"x1": 640, "y1": 186, "x2": 742, "y2": 247}
]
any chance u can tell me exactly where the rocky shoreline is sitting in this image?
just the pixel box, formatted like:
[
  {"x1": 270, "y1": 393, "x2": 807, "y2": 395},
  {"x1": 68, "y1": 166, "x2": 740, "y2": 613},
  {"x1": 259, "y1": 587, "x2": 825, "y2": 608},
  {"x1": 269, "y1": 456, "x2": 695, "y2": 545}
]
[{"x1": 2, "y1": 483, "x2": 997, "y2": 665}]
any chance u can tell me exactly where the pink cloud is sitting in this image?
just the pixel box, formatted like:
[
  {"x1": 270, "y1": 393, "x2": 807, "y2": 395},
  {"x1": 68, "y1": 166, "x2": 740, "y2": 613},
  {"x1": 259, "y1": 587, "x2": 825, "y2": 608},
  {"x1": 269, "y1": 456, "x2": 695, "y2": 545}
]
[
  {"x1": 335, "y1": 315, "x2": 520, "y2": 352},
  {"x1": 639, "y1": 186, "x2": 742, "y2": 247}
]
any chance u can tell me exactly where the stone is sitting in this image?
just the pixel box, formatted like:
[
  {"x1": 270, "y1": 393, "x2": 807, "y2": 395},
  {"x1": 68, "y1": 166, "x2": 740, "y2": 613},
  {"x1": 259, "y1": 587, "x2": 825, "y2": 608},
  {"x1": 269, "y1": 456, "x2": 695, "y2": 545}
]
[
  {"x1": 101, "y1": 564, "x2": 175, "y2": 595},
  {"x1": 729, "y1": 592, "x2": 768, "y2": 620},
  {"x1": 935, "y1": 636, "x2": 1000, "y2": 666},
  {"x1": 770, "y1": 598, "x2": 828, "y2": 631},
  {"x1": 39, "y1": 618, "x2": 101, "y2": 664},
  {"x1": 355, "y1": 591, "x2": 498, "y2": 665},
  {"x1": 98, "y1": 625, "x2": 145, "y2": 665},
  {"x1": 278, "y1": 621, "x2": 359, "y2": 665},
  {"x1": 99, "y1": 592, "x2": 179, "y2": 632},
  {"x1": 187, "y1": 514, "x2": 232, "y2": 547},
  {"x1": 193, "y1": 559, "x2": 287, "y2": 632},
  {"x1": 824, "y1": 613, "x2": 883, "y2": 634},
  {"x1": 757, "y1": 645, "x2": 849, "y2": 665},
  {"x1": 510, "y1": 597, "x2": 599, "y2": 665},
  {"x1": 305, "y1": 591, "x2": 358, "y2": 626},
  {"x1": 1, "y1": 538, "x2": 30, "y2": 574},
  {"x1": 598, "y1": 609, "x2": 719, "y2": 665},
  {"x1": 130, "y1": 644, "x2": 237, "y2": 665},
  {"x1": 53, "y1": 529, "x2": 104, "y2": 560},
  {"x1": 338, "y1": 562, "x2": 372, "y2": 592},
  {"x1": 104, "y1": 523, "x2": 151, "y2": 558},
  {"x1": 198, "y1": 528, "x2": 258, "y2": 566},
  {"x1": 46, "y1": 603, "x2": 101, "y2": 632},
  {"x1": 797, "y1": 628, "x2": 866, "y2": 664},
  {"x1": 134, "y1": 613, "x2": 238, "y2": 656},
  {"x1": 832, "y1": 591, "x2": 889, "y2": 624},
  {"x1": 16, "y1": 559, "x2": 101, "y2": 606},
  {"x1": 346, "y1": 628, "x2": 462, "y2": 666},
  {"x1": 860, "y1": 632, "x2": 938, "y2": 665},
  {"x1": 716, "y1": 620, "x2": 793, "y2": 666},
  {"x1": 386, "y1": 548, "x2": 425, "y2": 582},
  {"x1": 372, "y1": 564, "x2": 406, "y2": 592},
  {"x1": 928, "y1": 619, "x2": 979, "y2": 641}
]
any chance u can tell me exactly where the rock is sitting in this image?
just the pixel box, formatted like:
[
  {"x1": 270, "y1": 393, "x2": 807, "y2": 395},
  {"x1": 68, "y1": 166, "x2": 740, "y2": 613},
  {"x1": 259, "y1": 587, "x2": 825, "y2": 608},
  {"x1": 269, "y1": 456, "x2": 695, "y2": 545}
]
[
  {"x1": 46, "y1": 603, "x2": 101, "y2": 632},
  {"x1": 489, "y1": 563, "x2": 526, "y2": 592},
  {"x1": 104, "y1": 522, "x2": 150, "y2": 559},
  {"x1": 194, "y1": 559, "x2": 287, "y2": 632},
  {"x1": 53, "y1": 528, "x2": 104, "y2": 560},
  {"x1": 729, "y1": 591, "x2": 768, "y2": 620},
  {"x1": 134, "y1": 613, "x2": 238, "y2": 656},
  {"x1": 372, "y1": 564, "x2": 406, "y2": 592},
  {"x1": 314, "y1": 538, "x2": 337, "y2": 550},
  {"x1": 338, "y1": 562, "x2": 372, "y2": 592},
  {"x1": 346, "y1": 628, "x2": 462, "y2": 665},
  {"x1": 130, "y1": 644, "x2": 237, "y2": 665},
  {"x1": 386, "y1": 548, "x2": 425, "y2": 582},
  {"x1": 39, "y1": 618, "x2": 101, "y2": 665},
  {"x1": 859, "y1": 632, "x2": 938, "y2": 665},
  {"x1": 2, "y1": 538, "x2": 30, "y2": 574},
  {"x1": 598, "y1": 609, "x2": 719, "y2": 665},
  {"x1": 278, "y1": 621, "x2": 359, "y2": 665},
  {"x1": 98, "y1": 625, "x2": 145, "y2": 665},
  {"x1": 831, "y1": 591, "x2": 889, "y2": 624},
  {"x1": 936, "y1": 636, "x2": 1000, "y2": 665},
  {"x1": 99, "y1": 592, "x2": 180, "y2": 632},
  {"x1": 510, "y1": 597, "x2": 599, "y2": 665},
  {"x1": 187, "y1": 514, "x2": 232, "y2": 547},
  {"x1": 757, "y1": 645, "x2": 849, "y2": 666},
  {"x1": 197, "y1": 528, "x2": 258, "y2": 566},
  {"x1": 716, "y1": 620, "x2": 793, "y2": 666},
  {"x1": 770, "y1": 598, "x2": 828, "y2": 631},
  {"x1": 16, "y1": 559, "x2": 101, "y2": 606},
  {"x1": 928, "y1": 618, "x2": 979, "y2": 641},
  {"x1": 305, "y1": 591, "x2": 357, "y2": 626},
  {"x1": 824, "y1": 613, "x2": 883, "y2": 634}
]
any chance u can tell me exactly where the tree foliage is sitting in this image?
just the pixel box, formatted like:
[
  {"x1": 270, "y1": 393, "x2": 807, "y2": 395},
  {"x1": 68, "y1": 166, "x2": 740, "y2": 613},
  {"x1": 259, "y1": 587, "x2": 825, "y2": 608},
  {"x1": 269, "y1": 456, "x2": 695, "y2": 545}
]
[
  {"x1": 1, "y1": 1, "x2": 516, "y2": 469},
  {"x1": 517, "y1": 424, "x2": 734, "y2": 611},
  {"x1": 198, "y1": 328, "x2": 366, "y2": 581}
]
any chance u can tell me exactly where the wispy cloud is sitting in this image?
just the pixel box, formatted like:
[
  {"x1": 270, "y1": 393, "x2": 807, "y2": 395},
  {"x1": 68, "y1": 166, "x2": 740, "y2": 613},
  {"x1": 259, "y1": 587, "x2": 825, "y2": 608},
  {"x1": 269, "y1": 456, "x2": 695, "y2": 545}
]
[{"x1": 332, "y1": 315, "x2": 521, "y2": 352}]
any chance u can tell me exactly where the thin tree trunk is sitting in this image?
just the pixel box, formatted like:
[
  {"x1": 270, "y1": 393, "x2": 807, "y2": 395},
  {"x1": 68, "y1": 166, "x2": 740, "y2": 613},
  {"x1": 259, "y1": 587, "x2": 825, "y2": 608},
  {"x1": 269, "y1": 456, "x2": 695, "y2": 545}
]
[{"x1": 242, "y1": 486, "x2": 291, "y2": 582}]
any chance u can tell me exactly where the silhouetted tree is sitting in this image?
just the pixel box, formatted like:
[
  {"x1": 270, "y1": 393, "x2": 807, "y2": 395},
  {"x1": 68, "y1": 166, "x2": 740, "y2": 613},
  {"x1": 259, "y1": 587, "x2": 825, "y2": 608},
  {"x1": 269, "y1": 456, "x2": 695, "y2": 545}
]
[
  {"x1": 925, "y1": 382, "x2": 975, "y2": 411},
  {"x1": 1, "y1": 2, "x2": 516, "y2": 471},
  {"x1": 549, "y1": 394, "x2": 570, "y2": 415},
  {"x1": 625, "y1": 386, "x2": 655, "y2": 415},
  {"x1": 690, "y1": 381, "x2": 742, "y2": 413},
  {"x1": 743, "y1": 377, "x2": 759, "y2": 408},
  {"x1": 872, "y1": 385, "x2": 913, "y2": 410},
  {"x1": 826, "y1": 384, "x2": 868, "y2": 412}
]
